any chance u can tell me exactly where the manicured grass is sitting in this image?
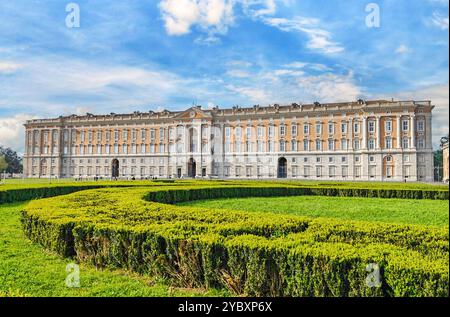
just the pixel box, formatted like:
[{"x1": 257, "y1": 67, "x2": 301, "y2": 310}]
[
  {"x1": 0, "y1": 202, "x2": 227, "y2": 297},
  {"x1": 179, "y1": 195, "x2": 449, "y2": 227}
]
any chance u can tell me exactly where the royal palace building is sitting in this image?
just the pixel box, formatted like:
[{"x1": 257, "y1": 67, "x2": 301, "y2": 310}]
[{"x1": 23, "y1": 99, "x2": 434, "y2": 181}]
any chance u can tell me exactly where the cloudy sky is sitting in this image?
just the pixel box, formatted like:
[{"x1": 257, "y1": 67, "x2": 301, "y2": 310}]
[{"x1": 0, "y1": 0, "x2": 448, "y2": 153}]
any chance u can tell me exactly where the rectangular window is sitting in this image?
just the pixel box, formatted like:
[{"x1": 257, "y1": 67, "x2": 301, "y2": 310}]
[
  {"x1": 303, "y1": 140, "x2": 309, "y2": 151},
  {"x1": 269, "y1": 126, "x2": 275, "y2": 137},
  {"x1": 315, "y1": 140, "x2": 321, "y2": 151},
  {"x1": 354, "y1": 139, "x2": 360, "y2": 150},
  {"x1": 280, "y1": 125, "x2": 286, "y2": 136},
  {"x1": 385, "y1": 121, "x2": 392, "y2": 132},
  {"x1": 418, "y1": 139, "x2": 425, "y2": 149},
  {"x1": 402, "y1": 120, "x2": 409, "y2": 131},
  {"x1": 355, "y1": 166, "x2": 361, "y2": 178},
  {"x1": 402, "y1": 137, "x2": 409, "y2": 149},
  {"x1": 417, "y1": 120, "x2": 425, "y2": 131},
  {"x1": 328, "y1": 166, "x2": 335, "y2": 178},
  {"x1": 316, "y1": 166, "x2": 322, "y2": 178},
  {"x1": 257, "y1": 126, "x2": 263, "y2": 138},
  {"x1": 280, "y1": 141, "x2": 285, "y2": 152},
  {"x1": 304, "y1": 124, "x2": 309, "y2": 135},
  {"x1": 246, "y1": 127, "x2": 252, "y2": 139},
  {"x1": 141, "y1": 129, "x2": 146, "y2": 140},
  {"x1": 246, "y1": 141, "x2": 252, "y2": 152},
  {"x1": 268, "y1": 141, "x2": 274, "y2": 152},
  {"x1": 341, "y1": 139, "x2": 348, "y2": 150},
  {"x1": 385, "y1": 138, "x2": 392, "y2": 149},
  {"x1": 328, "y1": 123, "x2": 334, "y2": 134},
  {"x1": 150, "y1": 129, "x2": 155, "y2": 139},
  {"x1": 341, "y1": 122, "x2": 347, "y2": 133},
  {"x1": 257, "y1": 141, "x2": 264, "y2": 152},
  {"x1": 291, "y1": 124, "x2": 297, "y2": 136},
  {"x1": 304, "y1": 166, "x2": 310, "y2": 177},
  {"x1": 236, "y1": 127, "x2": 242, "y2": 138},
  {"x1": 123, "y1": 130, "x2": 128, "y2": 140},
  {"x1": 225, "y1": 127, "x2": 231, "y2": 138},
  {"x1": 315, "y1": 123, "x2": 321, "y2": 134},
  {"x1": 354, "y1": 122, "x2": 359, "y2": 134},
  {"x1": 368, "y1": 139, "x2": 375, "y2": 150},
  {"x1": 291, "y1": 140, "x2": 297, "y2": 151},
  {"x1": 368, "y1": 121, "x2": 375, "y2": 133},
  {"x1": 342, "y1": 166, "x2": 348, "y2": 178},
  {"x1": 328, "y1": 139, "x2": 335, "y2": 151}
]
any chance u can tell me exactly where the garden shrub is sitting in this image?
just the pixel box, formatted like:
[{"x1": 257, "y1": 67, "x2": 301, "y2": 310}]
[{"x1": 20, "y1": 185, "x2": 449, "y2": 297}]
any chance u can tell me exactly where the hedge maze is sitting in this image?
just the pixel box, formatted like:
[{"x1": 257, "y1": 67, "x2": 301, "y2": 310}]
[{"x1": 7, "y1": 180, "x2": 447, "y2": 297}]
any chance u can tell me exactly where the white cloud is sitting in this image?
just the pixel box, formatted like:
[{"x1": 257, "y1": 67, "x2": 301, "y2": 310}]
[
  {"x1": 431, "y1": 11, "x2": 449, "y2": 30},
  {"x1": 283, "y1": 61, "x2": 332, "y2": 71},
  {"x1": 242, "y1": 0, "x2": 277, "y2": 17},
  {"x1": 226, "y1": 69, "x2": 251, "y2": 77},
  {"x1": 225, "y1": 84, "x2": 269, "y2": 103},
  {"x1": 262, "y1": 17, "x2": 344, "y2": 54},
  {"x1": 395, "y1": 44, "x2": 409, "y2": 54},
  {"x1": 159, "y1": 0, "x2": 235, "y2": 36},
  {"x1": 0, "y1": 114, "x2": 32, "y2": 154},
  {"x1": 387, "y1": 82, "x2": 449, "y2": 149},
  {"x1": 0, "y1": 61, "x2": 22, "y2": 74},
  {"x1": 273, "y1": 69, "x2": 304, "y2": 76},
  {"x1": 294, "y1": 71, "x2": 361, "y2": 102}
]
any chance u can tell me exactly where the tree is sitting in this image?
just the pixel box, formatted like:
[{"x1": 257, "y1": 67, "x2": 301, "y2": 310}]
[
  {"x1": 0, "y1": 146, "x2": 23, "y2": 174},
  {"x1": 0, "y1": 155, "x2": 7, "y2": 172}
]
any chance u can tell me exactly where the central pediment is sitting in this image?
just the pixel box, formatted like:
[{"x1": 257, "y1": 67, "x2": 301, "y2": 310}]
[{"x1": 173, "y1": 106, "x2": 212, "y2": 120}]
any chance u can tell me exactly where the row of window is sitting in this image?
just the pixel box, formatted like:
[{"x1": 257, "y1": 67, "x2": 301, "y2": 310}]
[
  {"x1": 29, "y1": 135, "x2": 425, "y2": 156},
  {"x1": 28, "y1": 117, "x2": 426, "y2": 146}
]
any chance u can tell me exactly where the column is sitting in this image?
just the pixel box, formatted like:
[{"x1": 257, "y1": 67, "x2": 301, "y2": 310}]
[
  {"x1": 410, "y1": 115, "x2": 416, "y2": 149},
  {"x1": 348, "y1": 118, "x2": 353, "y2": 150},
  {"x1": 396, "y1": 116, "x2": 401, "y2": 149},
  {"x1": 362, "y1": 116, "x2": 367, "y2": 150},
  {"x1": 376, "y1": 116, "x2": 381, "y2": 150}
]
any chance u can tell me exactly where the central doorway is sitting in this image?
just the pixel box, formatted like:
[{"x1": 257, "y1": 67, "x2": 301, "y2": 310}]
[
  {"x1": 188, "y1": 158, "x2": 196, "y2": 178},
  {"x1": 277, "y1": 157, "x2": 287, "y2": 178},
  {"x1": 112, "y1": 159, "x2": 119, "y2": 178}
]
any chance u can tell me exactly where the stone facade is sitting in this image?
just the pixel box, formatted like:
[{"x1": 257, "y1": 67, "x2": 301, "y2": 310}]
[{"x1": 23, "y1": 99, "x2": 434, "y2": 181}]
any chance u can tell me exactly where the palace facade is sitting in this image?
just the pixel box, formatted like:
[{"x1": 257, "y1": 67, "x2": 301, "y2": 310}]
[{"x1": 23, "y1": 99, "x2": 434, "y2": 181}]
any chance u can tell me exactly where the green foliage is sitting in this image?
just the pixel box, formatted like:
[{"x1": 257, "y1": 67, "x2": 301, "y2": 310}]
[
  {"x1": 0, "y1": 202, "x2": 227, "y2": 297},
  {"x1": 180, "y1": 195, "x2": 449, "y2": 227},
  {"x1": 0, "y1": 155, "x2": 8, "y2": 172},
  {"x1": 0, "y1": 146, "x2": 22, "y2": 174},
  {"x1": 20, "y1": 185, "x2": 450, "y2": 297}
]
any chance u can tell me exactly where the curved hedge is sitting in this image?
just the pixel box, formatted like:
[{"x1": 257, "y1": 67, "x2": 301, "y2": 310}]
[{"x1": 20, "y1": 185, "x2": 449, "y2": 297}]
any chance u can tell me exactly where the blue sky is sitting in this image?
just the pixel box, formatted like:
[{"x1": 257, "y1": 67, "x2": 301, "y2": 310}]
[{"x1": 0, "y1": 0, "x2": 448, "y2": 152}]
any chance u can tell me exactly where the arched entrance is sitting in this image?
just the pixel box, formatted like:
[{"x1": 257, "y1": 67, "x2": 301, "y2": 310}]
[
  {"x1": 40, "y1": 159, "x2": 47, "y2": 178},
  {"x1": 277, "y1": 157, "x2": 287, "y2": 178},
  {"x1": 188, "y1": 158, "x2": 196, "y2": 178},
  {"x1": 111, "y1": 159, "x2": 119, "y2": 178}
]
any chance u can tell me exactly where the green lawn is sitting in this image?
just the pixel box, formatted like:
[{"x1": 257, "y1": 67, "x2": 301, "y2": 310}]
[
  {"x1": 179, "y1": 195, "x2": 449, "y2": 227},
  {"x1": 0, "y1": 202, "x2": 227, "y2": 297}
]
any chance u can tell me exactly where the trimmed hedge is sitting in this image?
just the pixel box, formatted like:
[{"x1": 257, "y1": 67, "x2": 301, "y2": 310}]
[
  {"x1": 145, "y1": 186, "x2": 449, "y2": 204},
  {"x1": 21, "y1": 186, "x2": 449, "y2": 297}
]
